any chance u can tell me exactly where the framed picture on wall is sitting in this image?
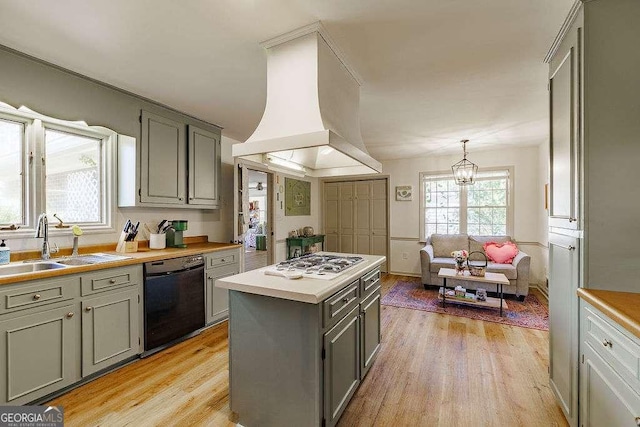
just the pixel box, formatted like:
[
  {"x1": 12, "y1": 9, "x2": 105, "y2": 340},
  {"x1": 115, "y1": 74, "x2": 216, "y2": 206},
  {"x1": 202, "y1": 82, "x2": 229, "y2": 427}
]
[
  {"x1": 285, "y1": 178, "x2": 311, "y2": 216},
  {"x1": 396, "y1": 185, "x2": 412, "y2": 201}
]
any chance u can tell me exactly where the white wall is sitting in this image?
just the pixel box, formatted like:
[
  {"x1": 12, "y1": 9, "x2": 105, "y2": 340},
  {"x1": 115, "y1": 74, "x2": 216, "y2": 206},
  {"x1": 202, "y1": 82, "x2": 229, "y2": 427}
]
[{"x1": 384, "y1": 145, "x2": 546, "y2": 285}]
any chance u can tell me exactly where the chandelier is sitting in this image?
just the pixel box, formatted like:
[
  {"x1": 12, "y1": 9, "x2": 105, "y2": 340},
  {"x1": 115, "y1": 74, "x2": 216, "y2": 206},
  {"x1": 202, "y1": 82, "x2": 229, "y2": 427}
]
[{"x1": 451, "y1": 139, "x2": 478, "y2": 185}]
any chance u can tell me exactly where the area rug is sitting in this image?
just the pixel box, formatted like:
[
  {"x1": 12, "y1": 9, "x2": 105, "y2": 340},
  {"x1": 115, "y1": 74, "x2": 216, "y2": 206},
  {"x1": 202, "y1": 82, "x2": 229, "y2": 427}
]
[{"x1": 381, "y1": 281, "x2": 548, "y2": 330}]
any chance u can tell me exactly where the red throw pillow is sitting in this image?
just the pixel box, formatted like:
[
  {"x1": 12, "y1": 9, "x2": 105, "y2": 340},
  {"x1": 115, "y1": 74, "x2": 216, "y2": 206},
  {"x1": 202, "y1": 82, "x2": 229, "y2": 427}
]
[{"x1": 483, "y1": 241, "x2": 519, "y2": 264}]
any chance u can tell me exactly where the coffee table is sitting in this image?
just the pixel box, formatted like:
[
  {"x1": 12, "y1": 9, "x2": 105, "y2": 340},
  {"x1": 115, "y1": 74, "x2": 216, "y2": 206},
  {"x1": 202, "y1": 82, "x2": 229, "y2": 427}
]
[{"x1": 437, "y1": 268, "x2": 510, "y2": 316}]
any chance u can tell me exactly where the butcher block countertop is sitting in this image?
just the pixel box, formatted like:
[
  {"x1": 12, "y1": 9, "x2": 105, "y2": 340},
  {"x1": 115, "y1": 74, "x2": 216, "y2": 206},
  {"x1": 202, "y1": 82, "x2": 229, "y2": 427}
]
[
  {"x1": 0, "y1": 236, "x2": 240, "y2": 286},
  {"x1": 577, "y1": 288, "x2": 640, "y2": 340},
  {"x1": 216, "y1": 253, "x2": 386, "y2": 304}
]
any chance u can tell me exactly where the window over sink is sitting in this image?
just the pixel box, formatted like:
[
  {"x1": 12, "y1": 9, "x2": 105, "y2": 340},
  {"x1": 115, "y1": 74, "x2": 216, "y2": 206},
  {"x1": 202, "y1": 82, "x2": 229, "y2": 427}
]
[
  {"x1": 0, "y1": 102, "x2": 116, "y2": 235},
  {"x1": 419, "y1": 168, "x2": 513, "y2": 239}
]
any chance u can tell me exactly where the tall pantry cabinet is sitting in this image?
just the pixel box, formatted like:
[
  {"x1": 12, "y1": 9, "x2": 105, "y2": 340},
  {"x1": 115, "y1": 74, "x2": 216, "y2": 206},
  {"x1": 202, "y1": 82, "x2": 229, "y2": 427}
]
[
  {"x1": 546, "y1": 1, "x2": 640, "y2": 425},
  {"x1": 323, "y1": 180, "x2": 388, "y2": 271}
]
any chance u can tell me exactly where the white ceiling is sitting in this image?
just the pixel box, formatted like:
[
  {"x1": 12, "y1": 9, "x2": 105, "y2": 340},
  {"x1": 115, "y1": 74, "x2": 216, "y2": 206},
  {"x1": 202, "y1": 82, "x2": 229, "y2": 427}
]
[{"x1": 0, "y1": 0, "x2": 573, "y2": 160}]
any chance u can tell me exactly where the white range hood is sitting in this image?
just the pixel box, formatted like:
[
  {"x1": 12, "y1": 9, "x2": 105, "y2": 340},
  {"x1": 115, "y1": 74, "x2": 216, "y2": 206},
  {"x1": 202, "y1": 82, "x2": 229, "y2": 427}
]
[{"x1": 233, "y1": 22, "x2": 382, "y2": 177}]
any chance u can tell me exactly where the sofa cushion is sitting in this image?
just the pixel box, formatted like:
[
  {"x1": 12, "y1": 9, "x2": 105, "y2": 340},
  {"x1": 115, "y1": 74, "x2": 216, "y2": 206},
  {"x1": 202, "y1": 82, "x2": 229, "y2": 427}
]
[
  {"x1": 485, "y1": 262, "x2": 518, "y2": 280},
  {"x1": 431, "y1": 234, "x2": 469, "y2": 258},
  {"x1": 469, "y1": 235, "x2": 512, "y2": 260},
  {"x1": 429, "y1": 257, "x2": 458, "y2": 273}
]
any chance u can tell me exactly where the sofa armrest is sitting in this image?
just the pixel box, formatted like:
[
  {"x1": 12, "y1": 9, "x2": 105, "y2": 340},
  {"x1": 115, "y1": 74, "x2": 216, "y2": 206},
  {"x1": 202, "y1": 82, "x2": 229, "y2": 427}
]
[
  {"x1": 512, "y1": 251, "x2": 531, "y2": 298},
  {"x1": 420, "y1": 244, "x2": 434, "y2": 285}
]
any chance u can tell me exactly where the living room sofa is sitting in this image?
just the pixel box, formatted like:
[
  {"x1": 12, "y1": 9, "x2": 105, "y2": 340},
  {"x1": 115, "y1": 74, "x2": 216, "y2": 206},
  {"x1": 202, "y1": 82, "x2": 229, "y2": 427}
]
[{"x1": 420, "y1": 234, "x2": 531, "y2": 300}]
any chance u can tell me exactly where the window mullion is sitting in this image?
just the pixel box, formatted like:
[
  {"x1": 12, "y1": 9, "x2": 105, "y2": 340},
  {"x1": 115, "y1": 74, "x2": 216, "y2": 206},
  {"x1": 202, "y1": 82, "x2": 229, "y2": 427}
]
[{"x1": 460, "y1": 185, "x2": 468, "y2": 234}]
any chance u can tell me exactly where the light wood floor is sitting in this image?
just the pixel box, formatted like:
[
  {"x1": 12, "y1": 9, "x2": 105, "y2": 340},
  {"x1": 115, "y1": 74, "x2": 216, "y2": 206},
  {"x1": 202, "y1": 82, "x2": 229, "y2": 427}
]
[
  {"x1": 243, "y1": 247, "x2": 268, "y2": 271},
  {"x1": 48, "y1": 275, "x2": 567, "y2": 426}
]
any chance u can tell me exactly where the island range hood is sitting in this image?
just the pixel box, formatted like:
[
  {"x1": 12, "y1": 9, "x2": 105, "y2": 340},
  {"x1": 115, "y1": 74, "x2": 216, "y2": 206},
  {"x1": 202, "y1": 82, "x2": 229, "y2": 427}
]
[{"x1": 233, "y1": 22, "x2": 382, "y2": 177}]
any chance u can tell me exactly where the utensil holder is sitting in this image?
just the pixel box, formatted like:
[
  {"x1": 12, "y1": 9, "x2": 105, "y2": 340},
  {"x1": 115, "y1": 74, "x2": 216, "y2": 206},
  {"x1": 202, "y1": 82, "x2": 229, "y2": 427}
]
[
  {"x1": 149, "y1": 233, "x2": 166, "y2": 250},
  {"x1": 467, "y1": 251, "x2": 487, "y2": 276}
]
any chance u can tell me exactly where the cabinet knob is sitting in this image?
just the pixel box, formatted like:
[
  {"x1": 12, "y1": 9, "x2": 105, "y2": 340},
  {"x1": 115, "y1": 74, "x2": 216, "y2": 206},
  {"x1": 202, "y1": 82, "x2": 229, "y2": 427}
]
[
  {"x1": 568, "y1": 245, "x2": 575, "y2": 251},
  {"x1": 66, "y1": 312, "x2": 74, "y2": 318},
  {"x1": 109, "y1": 279, "x2": 116, "y2": 284},
  {"x1": 221, "y1": 259, "x2": 226, "y2": 262},
  {"x1": 602, "y1": 339, "x2": 612, "y2": 348},
  {"x1": 85, "y1": 306, "x2": 92, "y2": 312},
  {"x1": 179, "y1": 197, "x2": 184, "y2": 201},
  {"x1": 569, "y1": 217, "x2": 577, "y2": 222},
  {"x1": 342, "y1": 297, "x2": 350, "y2": 304},
  {"x1": 33, "y1": 294, "x2": 41, "y2": 301}
]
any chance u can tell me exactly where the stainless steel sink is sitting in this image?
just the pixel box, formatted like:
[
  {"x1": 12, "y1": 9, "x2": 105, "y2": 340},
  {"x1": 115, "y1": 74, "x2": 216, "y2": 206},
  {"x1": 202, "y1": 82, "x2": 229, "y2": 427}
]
[
  {"x1": 54, "y1": 253, "x2": 132, "y2": 266},
  {"x1": 0, "y1": 262, "x2": 67, "y2": 276}
]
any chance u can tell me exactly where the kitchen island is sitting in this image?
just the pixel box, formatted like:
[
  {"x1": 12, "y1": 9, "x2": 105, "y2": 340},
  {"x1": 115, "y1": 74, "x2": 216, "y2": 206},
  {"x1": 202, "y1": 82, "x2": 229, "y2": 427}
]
[{"x1": 216, "y1": 253, "x2": 385, "y2": 427}]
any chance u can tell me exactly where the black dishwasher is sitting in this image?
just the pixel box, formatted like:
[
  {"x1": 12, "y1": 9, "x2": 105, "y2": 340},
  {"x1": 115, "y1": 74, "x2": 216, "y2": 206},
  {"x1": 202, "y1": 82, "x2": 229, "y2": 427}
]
[{"x1": 143, "y1": 254, "x2": 205, "y2": 356}]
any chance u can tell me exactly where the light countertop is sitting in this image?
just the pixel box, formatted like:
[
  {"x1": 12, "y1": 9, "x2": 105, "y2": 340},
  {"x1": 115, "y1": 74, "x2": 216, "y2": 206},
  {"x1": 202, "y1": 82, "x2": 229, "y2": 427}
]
[
  {"x1": 216, "y1": 253, "x2": 386, "y2": 304},
  {"x1": 577, "y1": 288, "x2": 640, "y2": 340},
  {"x1": 0, "y1": 240, "x2": 241, "y2": 286}
]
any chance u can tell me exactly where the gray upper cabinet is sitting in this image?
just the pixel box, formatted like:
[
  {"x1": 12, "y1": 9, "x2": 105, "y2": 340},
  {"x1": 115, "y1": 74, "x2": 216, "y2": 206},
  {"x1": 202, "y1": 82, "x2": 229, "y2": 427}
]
[
  {"x1": 120, "y1": 110, "x2": 221, "y2": 209},
  {"x1": 140, "y1": 110, "x2": 186, "y2": 205},
  {"x1": 548, "y1": 18, "x2": 580, "y2": 231},
  {"x1": 188, "y1": 125, "x2": 221, "y2": 207}
]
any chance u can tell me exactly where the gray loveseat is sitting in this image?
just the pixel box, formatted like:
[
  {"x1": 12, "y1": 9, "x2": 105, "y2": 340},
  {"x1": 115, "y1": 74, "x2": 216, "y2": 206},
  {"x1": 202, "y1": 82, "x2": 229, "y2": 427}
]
[{"x1": 420, "y1": 234, "x2": 531, "y2": 300}]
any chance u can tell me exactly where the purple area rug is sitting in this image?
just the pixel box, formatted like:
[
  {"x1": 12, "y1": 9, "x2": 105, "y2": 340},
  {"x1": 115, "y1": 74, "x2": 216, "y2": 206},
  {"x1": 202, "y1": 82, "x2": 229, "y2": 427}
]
[{"x1": 381, "y1": 281, "x2": 549, "y2": 330}]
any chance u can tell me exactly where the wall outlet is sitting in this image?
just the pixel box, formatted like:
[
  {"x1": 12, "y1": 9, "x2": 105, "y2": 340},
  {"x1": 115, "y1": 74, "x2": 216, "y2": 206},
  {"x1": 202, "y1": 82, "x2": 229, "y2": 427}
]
[{"x1": 402, "y1": 252, "x2": 408, "y2": 260}]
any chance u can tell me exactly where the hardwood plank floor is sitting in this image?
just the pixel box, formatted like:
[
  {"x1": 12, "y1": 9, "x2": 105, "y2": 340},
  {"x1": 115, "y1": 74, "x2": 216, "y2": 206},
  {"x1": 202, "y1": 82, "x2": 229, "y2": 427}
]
[{"x1": 48, "y1": 274, "x2": 567, "y2": 426}]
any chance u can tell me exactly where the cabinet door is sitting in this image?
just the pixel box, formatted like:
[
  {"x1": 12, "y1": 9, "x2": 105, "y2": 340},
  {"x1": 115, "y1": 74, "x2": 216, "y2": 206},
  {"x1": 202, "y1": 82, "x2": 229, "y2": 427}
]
[
  {"x1": 548, "y1": 232, "x2": 580, "y2": 426},
  {"x1": 324, "y1": 182, "x2": 339, "y2": 252},
  {"x1": 339, "y1": 183, "x2": 354, "y2": 253},
  {"x1": 0, "y1": 305, "x2": 78, "y2": 405},
  {"x1": 360, "y1": 289, "x2": 381, "y2": 379},
  {"x1": 581, "y1": 342, "x2": 640, "y2": 427},
  {"x1": 548, "y1": 16, "x2": 581, "y2": 230},
  {"x1": 82, "y1": 288, "x2": 140, "y2": 377},
  {"x1": 188, "y1": 125, "x2": 220, "y2": 208},
  {"x1": 354, "y1": 181, "x2": 371, "y2": 255},
  {"x1": 140, "y1": 110, "x2": 186, "y2": 204},
  {"x1": 206, "y1": 264, "x2": 239, "y2": 324},
  {"x1": 324, "y1": 306, "x2": 360, "y2": 427},
  {"x1": 371, "y1": 180, "x2": 388, "y2": 272}
]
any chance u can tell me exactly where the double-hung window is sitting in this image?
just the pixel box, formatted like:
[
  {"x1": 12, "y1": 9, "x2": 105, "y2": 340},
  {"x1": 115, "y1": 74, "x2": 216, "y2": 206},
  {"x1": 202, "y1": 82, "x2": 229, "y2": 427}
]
[
  {"x1": 0, "y1": 103, "x2": 115, "y2": 234},
  {"x1": 420, "y1": 168, "x2": 513, "y2": 240}
]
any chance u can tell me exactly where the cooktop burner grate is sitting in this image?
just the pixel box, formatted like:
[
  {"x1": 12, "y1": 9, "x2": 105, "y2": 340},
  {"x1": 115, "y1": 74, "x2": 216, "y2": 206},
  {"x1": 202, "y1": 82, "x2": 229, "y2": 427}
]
[{"x1": 274, "y1": 254, "x2": 365, "y2": 275}]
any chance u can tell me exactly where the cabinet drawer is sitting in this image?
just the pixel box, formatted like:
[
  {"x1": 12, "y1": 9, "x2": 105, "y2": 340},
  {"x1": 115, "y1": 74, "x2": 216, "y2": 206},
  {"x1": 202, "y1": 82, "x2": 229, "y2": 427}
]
[
  {"x1": 0, "y1": 275, "x2": 80, "y2": 315},
  {"x1": 81, "y1": 266, "x2": 141, "y2": 296},
  {"x1": 360, "y1": 268, "x2": 381, "y2": 300},
  {"x1": 206, "y1": 251, "x2": 238, "y2": 269},
  {"x1": 323, "y1": 280, "x2": 359, "y2": 329},
  {"x1": 207, "y1": 264, "x2": 239, "y2": 280},
  {"x1": 583, "y1": 305, "x2": 640, "y2": 392}
]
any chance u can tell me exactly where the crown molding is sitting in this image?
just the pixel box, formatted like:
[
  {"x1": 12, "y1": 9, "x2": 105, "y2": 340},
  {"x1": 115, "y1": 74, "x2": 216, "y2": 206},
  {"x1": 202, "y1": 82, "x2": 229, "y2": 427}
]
[
  {"x1": 544, "y1": 0, "x2": 583, "y2": 63},
  {"x1": 259, "y1": 21, "x2": 364, "y2": 85}
]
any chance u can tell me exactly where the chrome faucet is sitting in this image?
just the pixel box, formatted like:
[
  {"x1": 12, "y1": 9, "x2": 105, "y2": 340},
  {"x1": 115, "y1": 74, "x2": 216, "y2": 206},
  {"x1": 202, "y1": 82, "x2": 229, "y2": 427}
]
[{"x1": 35, "y1": 213, "x2": 58, "y2": 260}]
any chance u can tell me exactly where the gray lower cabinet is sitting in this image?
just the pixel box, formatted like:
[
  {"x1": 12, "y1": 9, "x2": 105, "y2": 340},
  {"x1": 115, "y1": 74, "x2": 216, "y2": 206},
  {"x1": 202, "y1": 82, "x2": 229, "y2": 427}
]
[
  {"x1": 580, "y1": 302, "x2": 640, "y2": 426},
  {"x1": 360, "y1": 289, "x2": 381, "y2": 379},
  {"x1": 82, "y1": 287, "x2": 140, "y2": 377},
  {"x1": 205, "y1": 249, "x2": 240, "y2": 324},
  {"x1": 0, "y1": 304, "x2": 79, "y2": 405},
  {"x1": 228, "y1": 266, "x2": 382, "y2": 427},
  {"x1": 0, "y1": 265, "x2": 143, "y2": 405},
  {"x1": 324, "y1": 306, "x2": 360, "y2": 426},
  {"x1": 548, "y1": 232, "x2": 580, "y2": 426}
]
